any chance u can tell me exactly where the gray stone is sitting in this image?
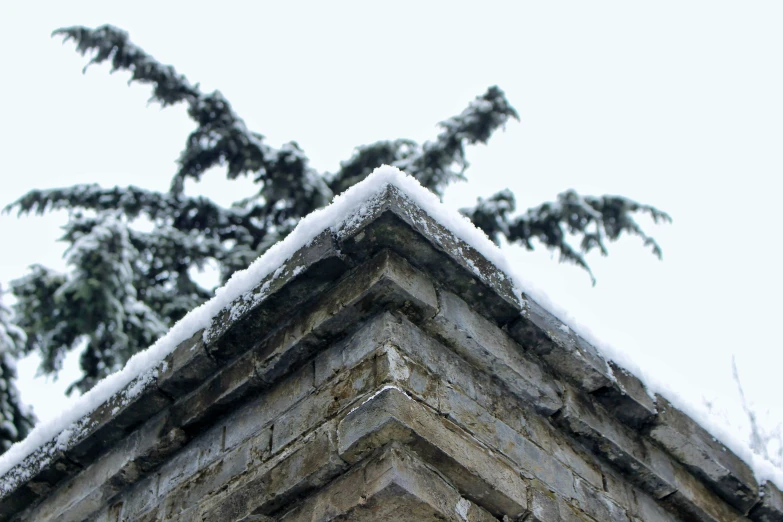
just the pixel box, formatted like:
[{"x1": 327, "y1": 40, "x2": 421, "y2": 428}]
[
  {"x1": 650, "y1": 394, "x2": 758, "y2": 513},
  {"x1": 205, "y1": 229, "x2": 348, "y2": 358},
  {"x1": 157, "y1": 329, "x2": 218, "y2": 400},
  {"x1": 660, "y1": 462, "x2": 749, "y2": 522},
  {"x1": 506, "y1": 299, "x2": 613, "y2": 393},
  {"x1": 749, "y1": 481, "x2": 783, "y2": 522},
  {"x1": 198, "y1": 422, "x2": 347, "y2": 520},
  {"x1": 592, "y1": 361, "x2": 657, "y2": 429},
  {"x1": 281, "y1": 444, "x2": 499, "y2": 521},
  {"x1": 22, "y1": 412, "x2": 183, "y2": 522},
  {"x1": 425, "y1": 290, "x2": 562, "y2": 415},
  {"x1": 437, "y1": 383, "x2": 575, "y2": 500},
  {"x1": 555, "y1": 387, "x2": 678, "y2": 498},
  {"x1": 337, "y1": 386, "x2": 528, "y2": 518},
  {"x1": 335, "y1": 185, "x2": 522, "y2": 325},
  {"x1": 272, "y1": 357, "x2": 375, "y2": 453},
  {"x1": 250, "y1": 249, "x2": 437, "y2": 388},
  {"x1": 572, "y1": 475, "x2": 631, "y2": 522}
]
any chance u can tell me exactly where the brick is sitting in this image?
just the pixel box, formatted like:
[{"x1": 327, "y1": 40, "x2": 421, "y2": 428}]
[
  {"x1": 592, "y1": 361, "x2": 657, "y2": 429},
  {"x1": 660, "y1": 462, "x2": 749, "y2": 522},
  {"x1": 425, "y1": 290, "x2": 562, "y2": 415},
  {"x1": 555, "y1": 388, "x2": 677, "y2": 498},
  {"x1": 650, "y1": 394, "x2": 758, "y2": 513},
  {"x1": 224, "y1": 363, "x2": 314, "y2": 451},
  {"x1": 198, "y1": 422, "x2": 346, "y2": 520},
  {"x1": 749, "y1": 481, "x2": 783, "y2": 522},
  {"x1": 250, "y1": 249, "x2": 437, "y2": 389},
  {"x1": 23, "y1": 412, "x2": 183, "y2": 522},
  {"x1": 157, "y1": 329, "x2": 218, "y2": 400},
  {"x1": 205, "y1": 230, "x2": 348, "y2": 357},
  {"x1": 271, "y1": 358, "x2": 374, "y2": 453},
  {"x1": 337, "y1": 386, "x2": 528, "y2": 518},
  {"x1": 336, "y1": 185, "x2": 522, "y2": 325},
  {"x1": 507, "y1": 299, "x2": 613, "y2": 392},
  {"x1": 438, "y1": 383, "x2": 575, "y2": 500},
  {"x1": 281, "y1": 444, "x2": 499, "y2": 521}
]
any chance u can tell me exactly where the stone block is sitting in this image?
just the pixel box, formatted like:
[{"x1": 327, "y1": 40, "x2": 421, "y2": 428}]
[
  {"x1": 650, "y1": 394, "x2": 758, "y2": 513},
  {"x1": 168, "y1": 346, "x2": 262, "y2": 433},
  {"x1": 271, "y1": 357, "x2": 375, "y2": 453},
  {"x1": 572, "y1": 475, "x2": 631, "y2": 522},
  {"x1": 660, "y1": 462, "x2": 749, "y2": 522},
  {"x1": 23, "y1": 412, "x2": 184, "y2": 522},
  {"x1": 223, "y1": 364, "x2": 314, "y2": 451},
  {"x1": 0, "y1": 444, "x2": 81, "y2": 521},
  {"x1": 337, "y1": 386, "x2": 528, "y2": 518},
  {"x1": 749, "y1": 481, "x2": 783, "y2": 522},
  {"x1": 198, "y1": 422, "x2": 346, "y2": 520},
  {"x1": 66, "y1": 373, "x2": 172, "y2": 467},
  {"x1": 248, "y1": 249, "x2": 437, "y2": 390},
  {"x1": 116, "y1": 473, "x2": 157, "y2": 521},
  {"x1": 527, "y1": 482, "x2": 607, "y2": 522},
  {"x1": 437, "y1": 383, "x2": 575, "y2": 500},
  {"x1": 281, "y1": 444, "x2": 498, "y2": 521},
  {"x1": 335, "y1": 185, "x2": 522, "y2": 325},
  {"x1": 592, "y1": 361, "x2": 657, "y2": 429},
  {"x1": 205, "y1": 230, "x2": 348, "y2": 359},
  {"x1": 555, "y1": 388, "x2": 677, "y2": 498},
  {"x1": 157, "y1": 329, "x2": 218, "y2": 400},
  {"x1": 507, "y1": 299, "x2": 613, "y2": 393},
  {"x1": 425, "y1": 290, "x2": 562, "y2": 415}
]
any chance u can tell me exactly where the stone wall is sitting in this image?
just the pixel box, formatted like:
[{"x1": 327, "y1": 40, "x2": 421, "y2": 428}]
[{"x1": 1, "y1": 185, "x2": 780, "y2": 521}]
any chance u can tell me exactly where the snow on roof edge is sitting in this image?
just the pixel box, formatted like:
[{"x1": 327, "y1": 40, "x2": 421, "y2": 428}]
[{"x1": 1, "y1": 165, "x2": 780, "y2": 491}]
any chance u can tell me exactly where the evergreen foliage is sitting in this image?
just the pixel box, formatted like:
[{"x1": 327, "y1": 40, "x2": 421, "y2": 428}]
[
  {"x1": 2, "y1": 24, "x2": 671, "y2": 437},
  {"x1": 0, "y1": 288, "x2": 35, "y2": 453}
]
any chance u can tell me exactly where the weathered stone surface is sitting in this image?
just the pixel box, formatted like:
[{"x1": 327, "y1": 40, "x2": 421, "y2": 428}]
[
  {"x1": 424, "y1": 289, "x2": 562, "y2": 415},
  {"x1": 336, "y1": 185, "x2": 522, "y2": 324},
  {"x1": 2, "y1": 182, "x2": 772, "y2": 522},
  {"x1": 366, "y1": 312, "x2": 558, "y2": 453},
  {"x1": 249, "y1": 249, "x2": 437, "y2": 388},
  {"x1": 272, "y1": 357, "x2": 375, "y2": 453},
  {"x1": 556, "y1": 387, "x2": 678, "y2": 498},
  {"x1": 338, "y1": 387, "x2": 528, "y2": 519},
  {"x1": 660, "y1": 461, "x2": 749, "y2": 522},
  {"x1": 437, "y1": 382, "x2": 575, "y2": 500},
  {"x1": 507, "y1": 299, "x2": 613, "y2": 393},
  {"x1": 206, "y1": 229, "x2": 349, "y2": 359},
  {"x1": 592, "y1": 361, "x2": 657, "y2": 429},
  {"x1": 199, "y1": 423, "x2": 347, "y2": 521},
  {"x1": 22, "y1": 412, "x2": 184, "y2": 522},
  {"x1": 0, "y1": 446, "x2": 81, "y2": 521},
  {"x1": 749, "y1": 481, "x2": 783, "y2": 522},
  {"x1": 169, "y1": 344, "x2": 262, "y2": 433},
  {"x1": 281, "y1": 444, "x2": 498, "y2": 521},
  {"x1": 157, "y1": 329, "x2": 217, "y2": 400},
  {"x1": 650, "y1": 394, "x2": 758, "y2": 513}
]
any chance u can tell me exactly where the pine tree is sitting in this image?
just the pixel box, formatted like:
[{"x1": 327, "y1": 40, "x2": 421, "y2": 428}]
[
  {"x1": 0, "y1": 287, "x2": 35, "y2": 453},
  {"x1": 4, "y1": 25, "x2": 670, "y2": 406}
]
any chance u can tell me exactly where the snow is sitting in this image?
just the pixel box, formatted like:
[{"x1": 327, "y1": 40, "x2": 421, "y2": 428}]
[{"x1": 1, "y1": 165, "x2": 781, "y2": 493}]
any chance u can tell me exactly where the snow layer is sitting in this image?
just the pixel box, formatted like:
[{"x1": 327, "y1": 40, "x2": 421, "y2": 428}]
[{"x1": 1, "y1": 165, "x2": 780, "y2": 492}]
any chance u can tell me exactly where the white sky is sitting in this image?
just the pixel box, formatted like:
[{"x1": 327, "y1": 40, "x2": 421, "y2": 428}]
[{"x1": 0, "y1": 2, "x2": 781, "y2": 463}]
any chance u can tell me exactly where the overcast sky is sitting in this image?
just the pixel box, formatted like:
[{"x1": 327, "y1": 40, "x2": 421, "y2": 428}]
[{"x1": 1, "y1": 2, "x2": 781, "y2": 464}]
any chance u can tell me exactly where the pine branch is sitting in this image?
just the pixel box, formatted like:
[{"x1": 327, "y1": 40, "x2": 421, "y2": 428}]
[
  {"x1": 53, "y1": 25, "x2": 199, "y2": 106},
  {"x1": 330, "y1": 87, "x2": 520, "y2": 196},
  {"x1": 0, "y1": 288, "x2": 35, "y2": 453},
  {"x1": 5, "y1": 184, "x2": 267, "y2": 248},
  {"x1": 462, "y1": 189, "x2": 672, "y2": 284}
]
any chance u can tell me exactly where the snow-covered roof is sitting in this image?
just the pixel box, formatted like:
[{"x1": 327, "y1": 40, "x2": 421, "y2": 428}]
[{"x1": 0, "y1": 166, "x2": 780, "y2": 515}]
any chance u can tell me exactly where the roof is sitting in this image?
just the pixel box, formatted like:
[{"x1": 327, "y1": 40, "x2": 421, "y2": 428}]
[{"x1": 0, "y1": 166, "x2": 780, "y2": 519}]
